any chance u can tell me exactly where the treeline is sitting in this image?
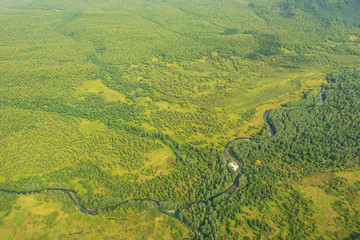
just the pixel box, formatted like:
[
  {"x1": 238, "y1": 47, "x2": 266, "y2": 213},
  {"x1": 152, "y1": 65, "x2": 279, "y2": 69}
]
[
  {"x1": 229, "y1": 70, "x2": 360, "y2": 174},
  {"x1": 177, "y1": 70, "x2": 360, "y2": 239}
]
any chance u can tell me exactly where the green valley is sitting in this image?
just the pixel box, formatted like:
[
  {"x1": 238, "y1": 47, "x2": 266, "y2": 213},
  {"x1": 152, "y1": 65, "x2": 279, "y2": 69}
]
[{"x1": 0, "y1": 0, "x2": 359, "y2": 239}]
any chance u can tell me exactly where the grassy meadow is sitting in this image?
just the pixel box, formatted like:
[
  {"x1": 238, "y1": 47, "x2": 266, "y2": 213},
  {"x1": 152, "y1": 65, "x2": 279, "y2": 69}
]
[{"x1": 0, "y1": 193, "x2": 191, "y2": 240}]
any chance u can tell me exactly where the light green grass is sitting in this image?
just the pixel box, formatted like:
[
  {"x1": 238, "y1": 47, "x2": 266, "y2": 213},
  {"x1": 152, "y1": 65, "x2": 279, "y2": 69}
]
[
  {"x1": 0, "y1": 194, "x2": 191, "y2": 240},
  {"x1": 75, "y1": 79, "x2": 127, "y2": 102}
]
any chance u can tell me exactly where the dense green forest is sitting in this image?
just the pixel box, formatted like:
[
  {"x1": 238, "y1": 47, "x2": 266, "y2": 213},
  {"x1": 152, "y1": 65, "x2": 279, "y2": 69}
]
[
  {"x1": 217, "y1": 70, "x2": 360, "y2": 239},
  {"x1": 0, "y1": 0, "x2": 360, "y2": 239}
]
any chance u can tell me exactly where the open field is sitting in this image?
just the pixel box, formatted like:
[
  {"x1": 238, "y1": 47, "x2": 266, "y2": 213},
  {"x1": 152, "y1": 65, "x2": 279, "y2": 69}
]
[
  {"x1": 0, "y1": 193, "x2": 191, "y2": 240},
  {"x1": 297, "y1": 171, "x2": 360, "y2": 239},
  {"x1": 75, "y1": 79, "x2": 127, "y2": 102}
]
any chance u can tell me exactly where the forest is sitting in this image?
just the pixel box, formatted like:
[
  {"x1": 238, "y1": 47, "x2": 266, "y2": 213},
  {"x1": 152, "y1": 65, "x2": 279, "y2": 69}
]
[{"x1": 0, "y1": 0, "x2": 359, "y2": 239}]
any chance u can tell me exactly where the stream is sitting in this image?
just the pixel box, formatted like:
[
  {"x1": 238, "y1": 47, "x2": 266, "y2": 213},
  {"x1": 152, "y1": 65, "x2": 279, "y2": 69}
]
[
  {"x1": 0, "y1": 110, "x2": 274, "y2": 238},
  {"x1": 263, "y1": 110, "x2": 275, "y2": 138},
  {"x1": 320, "y1": 91, "x2": 325, "y2": 103},
  {"x1": 0, "y1": 91, "x2": 324, "y2": 238}
]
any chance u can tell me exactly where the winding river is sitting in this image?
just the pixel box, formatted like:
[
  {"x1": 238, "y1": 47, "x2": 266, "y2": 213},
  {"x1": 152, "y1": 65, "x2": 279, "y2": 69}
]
[
  {"x1": 1, "y1": 91, "x2": 326, "y2": 238},
  {"x1": 0, "y1": 110, "x2": 275, "y2": 238}
]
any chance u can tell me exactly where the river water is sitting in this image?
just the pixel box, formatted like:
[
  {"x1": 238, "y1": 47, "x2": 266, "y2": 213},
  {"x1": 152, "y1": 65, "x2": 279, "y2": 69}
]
[{"x1": 2, "y1": 93, "x2": 326, "y2": 238}]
